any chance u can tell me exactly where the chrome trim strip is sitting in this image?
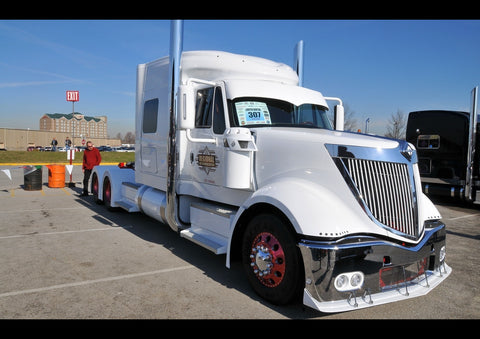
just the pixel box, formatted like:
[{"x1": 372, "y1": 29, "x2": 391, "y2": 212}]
[
  {"x1": 300, "y1": 222, "x2": 444, "y2": 252},
  {"x1": 325, "y1": 141, "x2": 418, "y2": 164}
]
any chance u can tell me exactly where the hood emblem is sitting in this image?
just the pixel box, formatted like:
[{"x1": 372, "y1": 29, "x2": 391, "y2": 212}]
[{"x1": 401, "y1": 143, "x2": 415, "y2": 162}]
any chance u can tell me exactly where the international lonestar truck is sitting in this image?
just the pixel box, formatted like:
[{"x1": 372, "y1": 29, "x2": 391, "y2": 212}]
[
  {"x1": 406, "y1": 87, "x2": 479, "y2": 204},
  {"x1": 92, "y1": 21, "x2": 450, "y2": 313}
]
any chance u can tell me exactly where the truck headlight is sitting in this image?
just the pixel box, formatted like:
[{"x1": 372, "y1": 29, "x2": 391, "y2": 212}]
[{"x1": 334, "y1": 271, "x2": 364, "y2": 291}]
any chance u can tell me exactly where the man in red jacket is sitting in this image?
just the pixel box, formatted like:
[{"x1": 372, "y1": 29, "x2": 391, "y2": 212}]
[{"x1": 81, "y1": 141, "x2": 102, "y2": 196}]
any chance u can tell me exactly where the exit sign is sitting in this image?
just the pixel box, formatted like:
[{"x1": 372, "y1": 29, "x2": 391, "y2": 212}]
[{"x1": 66, "y1": 90, "x2": 79, "y2": 102}]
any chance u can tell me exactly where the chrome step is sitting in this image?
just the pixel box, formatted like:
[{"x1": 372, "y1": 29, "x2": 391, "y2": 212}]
[
  {"x1": 180, "y1": 228, "x2": 227, "y2": 254},
  {"x1": 179, "y1": 201, "x2": 236, "y2": 255}
]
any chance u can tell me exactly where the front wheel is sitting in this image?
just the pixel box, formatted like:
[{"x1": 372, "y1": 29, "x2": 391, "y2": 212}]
[{"x1": 241, "y1": 213, "x2": 304, "y2": 305}]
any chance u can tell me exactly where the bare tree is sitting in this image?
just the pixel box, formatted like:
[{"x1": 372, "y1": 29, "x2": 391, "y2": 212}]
[
  {"x1": 384, "y1": 110, "x2": 406, "y2": 140},
  {"x1": 123, "y1": 131, "x2": 135, "y2": 144},
  {"x1": 343, "y1": 104, "x2": 358, "y2": 132},
  {"x1": 113, "y1": 131, "x2": 135, "y2": 144}
]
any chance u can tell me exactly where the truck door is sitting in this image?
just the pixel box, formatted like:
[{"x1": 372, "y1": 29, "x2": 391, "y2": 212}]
[
  {"x1": 182, "y1": 82, "x2": 256, "y2": 201},
  {"x1": 188, "y1": 85, "x2": 227, "y2": 188}
]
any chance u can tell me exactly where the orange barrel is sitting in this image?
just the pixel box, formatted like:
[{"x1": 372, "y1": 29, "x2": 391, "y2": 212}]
[{"x1": 47, "y1": 164, "x2": 65, "y2": 188}]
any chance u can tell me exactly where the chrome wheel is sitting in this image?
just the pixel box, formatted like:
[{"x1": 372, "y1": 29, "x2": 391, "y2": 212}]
[{"x1": 249, "y1": 232, "x2": 286, "y2": 287}]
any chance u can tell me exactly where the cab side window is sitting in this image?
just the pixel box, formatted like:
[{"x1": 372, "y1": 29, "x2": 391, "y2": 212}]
[
  {"x1": 195, "y1": 86, "x2": 226, "y2": 134},
  {"x1": 195, "y1": 87, "x2": 214, "y2": 128},
  {"x1": 212, "y1": 87, "x2": 226, "y2": 134}
]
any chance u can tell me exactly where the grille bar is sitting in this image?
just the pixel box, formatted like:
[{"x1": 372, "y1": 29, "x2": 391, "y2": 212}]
[{"x1": 343, "y1": 158, "x2": 417, "y2": 237}]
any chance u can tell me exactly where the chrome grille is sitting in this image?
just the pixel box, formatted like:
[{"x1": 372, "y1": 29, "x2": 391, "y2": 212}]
[{"x1": 342, "y1": 158, "x2": 417, "y2": 238}]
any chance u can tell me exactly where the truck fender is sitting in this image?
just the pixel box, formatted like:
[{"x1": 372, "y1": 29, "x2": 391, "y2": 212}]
[
  {"x1": 418, "y1": 191, "x2": 442, "y2": 221},
  {"x1": 91, "y1": 165, "x2": 134, "y2": 205},
  {"x1": 92, "y1": 165, "x2": 113, "y2": 201},
  {"x1": 226, "y1": 173, "x2": 379, "y2": 267}
]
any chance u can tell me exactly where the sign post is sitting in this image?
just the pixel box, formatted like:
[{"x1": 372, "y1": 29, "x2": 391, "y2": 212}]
[{"x1": 66, "y1": 91, "x2": 79, "y2": 187}]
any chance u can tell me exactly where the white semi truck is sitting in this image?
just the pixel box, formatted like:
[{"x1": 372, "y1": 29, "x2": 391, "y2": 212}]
[{"x1": 92, "y1": 21, "x2": 451, "y2": 313}]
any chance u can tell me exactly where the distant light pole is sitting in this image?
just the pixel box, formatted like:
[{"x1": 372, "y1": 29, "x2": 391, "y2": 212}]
[{"x1": 365, "y1": 118, "x2": 370, "y2": 134}]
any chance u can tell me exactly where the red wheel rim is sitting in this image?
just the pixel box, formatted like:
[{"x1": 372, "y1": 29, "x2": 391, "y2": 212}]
[
  {"x1": 105, "y1": 181, "x2": 111, "y2": 202},
  {"x1": 249, "y1": 232, "x2": 286, "y2": 287},
  {"x1": 93, "y1": 177, "x2": 98, "y2": 195}
]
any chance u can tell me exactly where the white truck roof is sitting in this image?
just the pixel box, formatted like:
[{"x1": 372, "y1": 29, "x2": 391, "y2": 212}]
[
  {"x1": 180, "y1": 51, "x2": 328, "y2": 108},
  {"x1": 224, "y1": 79, "x2": 328, "y2": 108},
  {"x1": 141, "y1": 50, "x2": 327, "y2": 109},
  {"x1": 180, "y1": 50, "x2": 299, "y2": 85}
]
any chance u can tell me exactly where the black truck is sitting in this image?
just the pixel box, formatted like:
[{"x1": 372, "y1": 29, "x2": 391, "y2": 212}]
[{"x1": 406, "y1": 87, "x2": 479, "y2": 204}]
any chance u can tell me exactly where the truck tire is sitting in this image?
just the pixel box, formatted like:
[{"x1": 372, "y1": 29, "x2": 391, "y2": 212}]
[
  {"x1": 241, "y1": 213, "x2": 304, "y2": 305},
  {"x1": 91, "y1": 173, "x2": 102, "y2": 204},
  {"x1": 103, "y1": 177, "x2": 116, "y2": 211}
]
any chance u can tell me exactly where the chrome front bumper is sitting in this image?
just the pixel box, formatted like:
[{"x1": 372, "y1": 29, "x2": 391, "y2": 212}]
[{"x1": 299, "y1": 222, "x2": 451, "y2": 313}]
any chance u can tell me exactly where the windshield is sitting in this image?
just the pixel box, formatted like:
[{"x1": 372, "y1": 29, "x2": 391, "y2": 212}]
[{"x1": 229, "y1": 97, "x2": 333, "y2": 130}]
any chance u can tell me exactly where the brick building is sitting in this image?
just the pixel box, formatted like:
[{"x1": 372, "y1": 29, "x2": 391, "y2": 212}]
[
  {"x1": 39, "y1": 113, "x2": 107, "y2": 139},
  {"x1": 0, "y1": 128, "x2": 120, "y2": 151}
]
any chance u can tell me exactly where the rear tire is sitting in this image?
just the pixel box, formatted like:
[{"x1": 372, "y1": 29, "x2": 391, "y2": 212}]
[
  {"x1": 241, "y1": 213, "x2": 304, "y2": 305},
  {"x1": 103, "y1": 177, "x2": 116, "y2": 211},
  {"x1": 91, "y1": 174, "x2": 102, "y2": 204}
]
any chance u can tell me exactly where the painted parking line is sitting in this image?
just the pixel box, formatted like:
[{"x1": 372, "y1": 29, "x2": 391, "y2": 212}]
[
  {"x1": 446, "y1": 213, "x2": 480, "y2": 221},
  {"x1": 0, "y1": 206, "x2": 85, "y2": 214},
  {"x1": 0, "y1": 225, "x2": 133, "y2": 240},
  {"x1": 0, "y1": 265, "x2": 194, "y2": 298},
  {"x1": 1, "y1": 187, "x2": 74, "y2": 197},
  {"x1": 61, "y1": 187, "x2": 71, "y2": 195}
]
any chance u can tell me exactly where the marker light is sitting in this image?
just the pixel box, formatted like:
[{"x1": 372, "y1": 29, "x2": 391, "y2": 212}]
[
  {"x1": 334, "y1": 271, "x2": 365, "y2": 292},
  {"x1": 439, "y1": 245, "x2": 446, "y2": 262}
]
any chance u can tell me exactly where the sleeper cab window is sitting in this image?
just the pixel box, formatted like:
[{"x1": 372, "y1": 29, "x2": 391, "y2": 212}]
[{"x1": 143, "y1": 98, "x2": 159, "y2": 133}]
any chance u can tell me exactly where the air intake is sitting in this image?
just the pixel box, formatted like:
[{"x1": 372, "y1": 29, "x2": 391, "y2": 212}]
[
  {"x1": 326, "y1": 142, "x2": 420, "y2": 240},
  {"x1": 342, "y1": 158, "x2": 417, "y2": 237}
]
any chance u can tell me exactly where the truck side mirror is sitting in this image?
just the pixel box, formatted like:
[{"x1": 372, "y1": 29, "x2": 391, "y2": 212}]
[
  {"x1": 178, "y1": 84, "x2": 195, "y2": 130},
  {"x1": 334, "y1": 105, "x2": 344, "y2": 131}
]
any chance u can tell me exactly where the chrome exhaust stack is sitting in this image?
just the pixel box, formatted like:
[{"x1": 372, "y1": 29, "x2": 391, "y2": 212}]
[
  {"x1": 294, "y1": 40, "x2": 304, "y2": 87},
  {"x1": 466, "y1": 86, "x2": 478, "y2": 202},
  {"x1": 166, "y1": 20, "x2": 184, "y2": 232}
]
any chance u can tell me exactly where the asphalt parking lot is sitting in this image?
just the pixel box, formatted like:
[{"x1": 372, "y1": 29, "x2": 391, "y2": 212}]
[{"x1": 0, "y1": 164, "x2": 479, "y2": 319}]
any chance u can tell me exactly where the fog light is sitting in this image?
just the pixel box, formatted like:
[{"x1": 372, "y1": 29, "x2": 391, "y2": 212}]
[
  {"x1": 334, "y1": 271, "x2": 364, "y2": 291},
  {"x1": 439, "y1": 245, "x2": 446, "y2": 262},
  {"x1": 335, "y1": 274, "x2": 349, "y2": 289},
  {"x1": 350, "y1": 272, "x2": 364, "y2": 287}
]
